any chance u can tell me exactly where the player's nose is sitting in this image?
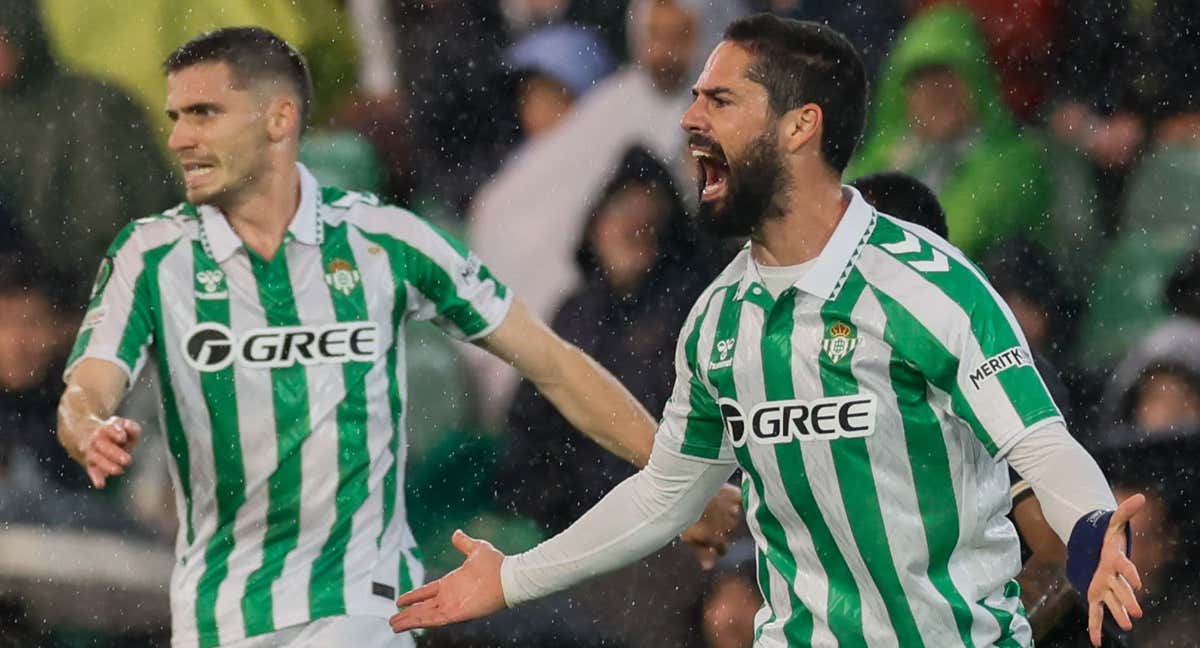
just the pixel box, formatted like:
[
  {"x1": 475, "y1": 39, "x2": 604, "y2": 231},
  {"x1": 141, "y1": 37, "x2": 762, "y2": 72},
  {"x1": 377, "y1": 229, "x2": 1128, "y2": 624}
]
[
  {"x1": 167, "y1": 121, "x2": 196, "y2": 152},
  {"x1": 680, "y1": 96, "x2": 707, "y2": 135}
]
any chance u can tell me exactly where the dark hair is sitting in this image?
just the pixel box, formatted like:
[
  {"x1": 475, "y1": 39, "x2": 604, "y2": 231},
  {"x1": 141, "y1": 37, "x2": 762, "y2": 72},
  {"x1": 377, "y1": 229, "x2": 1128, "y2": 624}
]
[
  {"x1": 723, "y1": 14, "x2": 867, "y2": 173},
  {"x1": 163, "y1": 26, "x2": 314, "y2": 133},
  {"x1": 851, "y1": 172, "x2": 947, "y2": 238}
]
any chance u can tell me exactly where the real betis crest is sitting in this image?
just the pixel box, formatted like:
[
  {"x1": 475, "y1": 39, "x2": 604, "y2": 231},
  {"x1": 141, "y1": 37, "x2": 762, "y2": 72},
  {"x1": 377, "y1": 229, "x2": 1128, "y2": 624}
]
[
  {"x1": 822, "y1": 321, "x2": 858, "y2": 364},
  {"x1": 324, "y1": 258, "x2": 361, "y2": 296}
]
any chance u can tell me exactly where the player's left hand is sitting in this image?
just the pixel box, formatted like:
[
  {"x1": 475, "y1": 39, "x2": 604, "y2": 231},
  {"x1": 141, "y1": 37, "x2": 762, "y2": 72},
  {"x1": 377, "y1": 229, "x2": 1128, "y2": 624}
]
[
  {"x1": 390, "y1": 530, "x2": 506, "y2": 633},
  {"x1": 1087, "y1": 493, "x2": 1145, "y2": 647},
  {"x1": 681, "y1": 483, "x2": 742, "y2": 569}
]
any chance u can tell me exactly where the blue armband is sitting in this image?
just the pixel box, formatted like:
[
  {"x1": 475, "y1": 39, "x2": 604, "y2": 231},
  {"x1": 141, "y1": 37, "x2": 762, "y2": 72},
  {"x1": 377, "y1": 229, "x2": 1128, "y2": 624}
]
[{"x1": 1066, "y1": 509, "x2": 1133, "y2": 596}]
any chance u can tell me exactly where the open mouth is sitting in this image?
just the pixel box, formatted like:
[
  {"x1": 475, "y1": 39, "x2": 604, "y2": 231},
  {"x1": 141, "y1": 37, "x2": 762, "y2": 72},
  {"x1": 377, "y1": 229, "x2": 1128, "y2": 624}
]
[
  {"x1": 692, "y1": 148, "x2": 729, "y2": 203},
  {"x1": 180, "y1": 161, "x2": 217, "y2": 187}
]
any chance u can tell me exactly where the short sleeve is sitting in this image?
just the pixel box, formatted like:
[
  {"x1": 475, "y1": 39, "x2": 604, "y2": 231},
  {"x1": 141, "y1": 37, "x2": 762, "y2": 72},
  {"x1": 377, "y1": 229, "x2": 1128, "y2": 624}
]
[
  {"x1": 401, "y1": 219, "x2": 513, "y2": 341},
  {"x1": 65, "y1": 222, "x2": 156, "y2": 383},
  {"x1": 946, "y1": 299, "x2": 1063, "y2": 457},
  {"x1": 653, "y1": 297, "x2": 735, "y2": 464}
]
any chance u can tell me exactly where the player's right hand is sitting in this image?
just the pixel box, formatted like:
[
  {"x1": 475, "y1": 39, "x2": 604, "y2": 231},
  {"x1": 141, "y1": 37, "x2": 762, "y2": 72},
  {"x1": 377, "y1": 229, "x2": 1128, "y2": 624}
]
[
  {"x1": 390, "y1": 530, "x2": 506, "y2": 633},
  {"x1": 75, "y1": 416, "x2": 142, "y2": 489}
]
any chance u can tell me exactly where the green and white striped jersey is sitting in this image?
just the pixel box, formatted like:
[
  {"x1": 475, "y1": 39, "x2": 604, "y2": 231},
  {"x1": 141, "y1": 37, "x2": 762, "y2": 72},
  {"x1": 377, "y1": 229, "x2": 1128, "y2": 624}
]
[
  {"x1": 66, "y1": 165, "x2": 512, "y2": 648},
  {"x1": 656, "y1": 188, "x2": 1060, "y2": 647}
]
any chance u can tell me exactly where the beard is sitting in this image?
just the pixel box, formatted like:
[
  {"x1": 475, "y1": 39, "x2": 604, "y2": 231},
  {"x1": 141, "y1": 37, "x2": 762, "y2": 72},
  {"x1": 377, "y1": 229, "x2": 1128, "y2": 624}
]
[{"x1": 695, "y1": 130, "x2": 787, "y2": 239}]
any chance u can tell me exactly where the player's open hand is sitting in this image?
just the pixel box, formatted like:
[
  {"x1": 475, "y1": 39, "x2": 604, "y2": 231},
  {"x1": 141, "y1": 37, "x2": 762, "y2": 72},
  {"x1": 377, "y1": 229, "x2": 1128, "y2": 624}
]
[
  {"x1": 390, "y1": 530, "x2": 507, "y2": 633},
  {"x1": 681, "y1": 483, "x2": 742, "y2": 569},
  {"x1": 1087, "y1": 494, "x2": 1145, "y2": 646},
  {"x1": 77, "y1": 416, "x2": 142, "y2": 489}
]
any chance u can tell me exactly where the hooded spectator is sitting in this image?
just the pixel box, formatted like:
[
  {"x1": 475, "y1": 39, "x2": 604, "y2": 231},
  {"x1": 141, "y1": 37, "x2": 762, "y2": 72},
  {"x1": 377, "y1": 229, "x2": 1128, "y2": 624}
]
[
  {"x1": 847, "y1": 6, "x2": 1052, "y2": 259},
  {"x1": 497, "y1": 147, "x2": 719, "y2": 648},
  {"x1": 466, "y1": 0, "x2": 748, "y2": 423}
]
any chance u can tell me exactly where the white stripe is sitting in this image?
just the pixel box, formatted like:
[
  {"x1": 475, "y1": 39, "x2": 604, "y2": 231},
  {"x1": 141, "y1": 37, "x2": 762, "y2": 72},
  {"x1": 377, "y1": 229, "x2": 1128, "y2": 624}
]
[
  {"x1": 344, "y1": 228, "x2": 396, "y2": 611},
  {"x1": 785, "y1": 296, "x2": 893, "y2": 646},
  {"x1": 157, "y1": 242, "x2": 216, "y2": 642},
  {"x1": 850, "y1": 287, "x2": 958, "y2": 645},
  {"x1": 215, "y1": 254, "x2": 273, "y2": 643},
  {"x1": 729, "y1": 303, "x2": 838, "y2": 648},
  {"x1": 274, "y1": 243, "x2": 341, "y2": 630},
  {"x1": 858, "y1": 247, "x2": 1028, "y2": 449}
]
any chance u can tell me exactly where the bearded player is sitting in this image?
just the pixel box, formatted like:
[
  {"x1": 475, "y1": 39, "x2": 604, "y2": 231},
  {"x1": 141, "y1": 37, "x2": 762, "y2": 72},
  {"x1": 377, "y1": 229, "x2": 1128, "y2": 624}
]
[{"x1": 390, "y1": 14, "x2": 1143, "y2": 648}]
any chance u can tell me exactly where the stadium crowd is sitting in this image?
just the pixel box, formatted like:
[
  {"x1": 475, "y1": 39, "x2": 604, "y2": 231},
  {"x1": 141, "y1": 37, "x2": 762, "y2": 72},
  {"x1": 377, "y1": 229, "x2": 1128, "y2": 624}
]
[{"x1": 0, "y1": 0, "x2": 1197, "y2": 646}]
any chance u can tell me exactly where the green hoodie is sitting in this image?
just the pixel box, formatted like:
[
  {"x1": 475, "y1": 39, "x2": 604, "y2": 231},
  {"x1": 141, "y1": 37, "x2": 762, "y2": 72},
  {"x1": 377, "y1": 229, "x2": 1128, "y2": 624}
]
[
  {"x1": 848, "y1": 6, "x2": 1051, "y2": 258},
  {"x1": 0, "y1": 1, "x2": 177, "y2": 302}
]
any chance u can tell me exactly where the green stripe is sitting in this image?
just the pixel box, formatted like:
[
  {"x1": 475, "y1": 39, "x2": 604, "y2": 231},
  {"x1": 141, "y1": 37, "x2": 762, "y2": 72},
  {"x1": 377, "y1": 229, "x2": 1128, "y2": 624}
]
[
  {"x1": 377, "y1": 251, "x2": 408, "y2": 549},
  {"x1": 870, "y1": 218, "x2": 1060, "y2": 446},
  {"x1": 242, "y1": 250, "x2": 311, "y2": 637},
  {"x1": 357, "y1": 230, "x2": 494, "y2": 339},
  {"x1": 138, "y1": 243, "x2": 195, "y2": 550},
  {"x1": 398, "y1": 550, "x2": 414, "y2": 593},
  {"x1": 114, "y1": 267, "x2": 155, "y2": 371},
  {"x1": 762, "y1": 289, "x2": 865, "y2": 646},
  {"x1": 191, "y1": 244, "x2": 245, "y2": 648},
  {"x1": 869, "y1": 282, "x2": 993, "y2": 452},
  {"x1": 309, "y1": 225, "x2": 374, "y2": 617},
  {"x1": 678, "y1": 285, "x2": 733, "y2": 459},
  {"x1": 874, "y1": 285, "x2": 977, "y2": 647},
  {"x1": 707, "y1": 286, "x2": 814, "y2": 645},
  {"x1": 817, "y1": 270, "x2": 924, "y2": 646}
]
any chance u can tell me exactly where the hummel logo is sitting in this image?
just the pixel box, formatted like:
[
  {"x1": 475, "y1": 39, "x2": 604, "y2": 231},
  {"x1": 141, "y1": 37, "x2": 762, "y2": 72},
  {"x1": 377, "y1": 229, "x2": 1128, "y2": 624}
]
[
  {"x1": 711, "y1": 338, "x2": 736, "y2": 369},
  {"x1": 195, "y1": 269, "x2": 227, "y2": 300}
]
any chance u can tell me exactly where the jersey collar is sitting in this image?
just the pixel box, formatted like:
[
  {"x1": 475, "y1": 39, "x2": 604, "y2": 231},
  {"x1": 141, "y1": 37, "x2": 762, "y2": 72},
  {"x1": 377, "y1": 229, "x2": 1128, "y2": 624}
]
[
  {"x1": 735, "y1": 185, "x2": 877, "y2": 303},
  {"x1": 198, "y1": 163, "x2": 323, "y2": 262}
]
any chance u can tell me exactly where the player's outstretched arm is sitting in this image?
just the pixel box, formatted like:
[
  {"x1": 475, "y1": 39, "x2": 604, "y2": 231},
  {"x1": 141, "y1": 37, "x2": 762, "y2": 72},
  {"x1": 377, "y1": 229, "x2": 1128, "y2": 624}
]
[
  {"x1": 478, "y1": 299, "x2": 656, "y2": 466},
  {"x1": 478, "y1": 299, "x2": 743, "y2": 562},
  {"x1": 57, "y1": 358, "x2": 141, "y2": 489},
  {"x1": 1006, "y1": 423, "x2": 1144, "y2": 646},
  {"x1": 391, "y1": 444, "x2": 737, "y2": 632}
]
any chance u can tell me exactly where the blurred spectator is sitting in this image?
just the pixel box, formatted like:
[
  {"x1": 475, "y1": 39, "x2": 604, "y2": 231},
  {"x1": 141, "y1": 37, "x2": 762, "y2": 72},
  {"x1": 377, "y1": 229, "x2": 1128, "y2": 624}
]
[
  {"x1": 698, "y1": 538, "x2": 759, "y2": 648},
  {"x1": 0, "y1": 1, "x2": 176, "y2": 301},
  {"x1": 498, "y1": 148, "x2": 716, "y2": 648},
  {"x1": 1092, "y1": 449, "x2": 1200, "y2": 646},
  {"x1": 0, "y1": 253, "x2": 81, "y2": 491},
  {"x1": 39, "y1": 0, "x2": 359, "y2": 138},
  {"x1": 1076, "y1": 97, "x2": 1200, "y2": 371},
  {"x1": 979, "y1": 237, "x2": 1079, "y2": 368},
  {"x1": 505, "y1": 24, "x2": 615, "y2": 139},
  {"x1": 1098, "y1": 317, "x2": 1200, "y2": 447},
  {"x1": 467, "y1": 0, "x2": 748, "y2": 423},
  {"x1": 760, "y1": 0, "x2": 905, "y2": 83},
  {"x1": 847, "y1": 5, "x2": 1052, "y2": 259},
  {"x1": 915, "y1": 0, "x2": 1062, "y2": 121},
  {"x1": 387, "y1": 0, "x2": 517, "y2": 214}
]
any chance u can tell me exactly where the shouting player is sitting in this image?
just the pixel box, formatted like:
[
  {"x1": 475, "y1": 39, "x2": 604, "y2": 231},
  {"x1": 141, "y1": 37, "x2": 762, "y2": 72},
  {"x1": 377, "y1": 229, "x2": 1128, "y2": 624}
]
[
  {"x1": 56, "y1": 27, "x2": 737, "y2": 648},
  {"x1": 390, "y1": 14, "x2": 1144, "y2": 648}
]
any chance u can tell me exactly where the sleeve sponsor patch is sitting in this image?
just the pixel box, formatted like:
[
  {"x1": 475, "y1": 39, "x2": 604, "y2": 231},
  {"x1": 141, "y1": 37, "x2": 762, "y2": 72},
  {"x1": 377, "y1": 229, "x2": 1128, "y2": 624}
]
[{"x1": 967, "y1": 346, "x2": 1031, "y2": 390}]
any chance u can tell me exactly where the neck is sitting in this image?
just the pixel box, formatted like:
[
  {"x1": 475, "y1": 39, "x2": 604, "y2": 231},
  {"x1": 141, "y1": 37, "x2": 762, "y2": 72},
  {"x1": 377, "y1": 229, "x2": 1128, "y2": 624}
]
[
  {"x1": 750, "y1": 170, "x2": 847, "y2": 267},
  {"x1": 224, "y1": 160, "x2": 301, "y2": 261}
]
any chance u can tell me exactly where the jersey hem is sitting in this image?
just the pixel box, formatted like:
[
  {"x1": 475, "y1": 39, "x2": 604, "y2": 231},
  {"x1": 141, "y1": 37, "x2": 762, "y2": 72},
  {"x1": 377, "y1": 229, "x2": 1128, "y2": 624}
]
[{"x1": 177, "y1": 603, "x2": 398, "y2": 648}]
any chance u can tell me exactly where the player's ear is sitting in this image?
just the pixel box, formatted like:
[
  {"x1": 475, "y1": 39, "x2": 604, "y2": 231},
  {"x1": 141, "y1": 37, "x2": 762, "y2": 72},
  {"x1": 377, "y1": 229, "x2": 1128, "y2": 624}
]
[
  {"x1": 781, "y1": 103, "x2": 821, "y2": 154},
  {"x1": 265, "y1": 95, "x2": 300, "y2": 142}
]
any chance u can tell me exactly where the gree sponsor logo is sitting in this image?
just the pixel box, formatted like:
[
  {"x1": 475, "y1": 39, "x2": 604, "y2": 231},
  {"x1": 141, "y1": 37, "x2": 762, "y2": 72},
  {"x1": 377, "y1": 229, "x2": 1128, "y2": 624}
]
[
  {"x1": 967, "y1": 346, "x2": 1030, "y2": 390},
  {"x1": 717, "y1": 394, "x2": 877, "y2": 447},
  {"x1": 182, "y1": 321, "x2": 380, "y2": 372}
]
